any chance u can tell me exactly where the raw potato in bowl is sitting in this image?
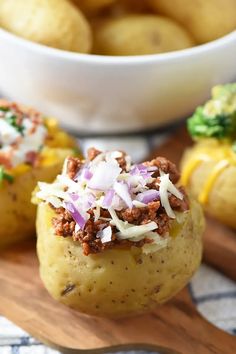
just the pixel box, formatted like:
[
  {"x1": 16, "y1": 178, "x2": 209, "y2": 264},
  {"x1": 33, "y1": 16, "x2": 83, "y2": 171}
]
[
  {"x1": 149, "y1": 0, "x2": 236, "y2": 43},
  {"x1": 181, "y1": 83, "x2": 236, "y2": 229},
  {"x1": 0, "y1": 100, "x2": 78, "y2": 248},
  {"x1": 71, "y1": 0, "x2": 116, "y2": 15},
  {"x1": 106, "y1": 0, "x2": 150, "y2": 17},
  {"x1": 35, "y1": 148, "x2": 204, "y2": 318},
  {"x1": 0, "y1": 0, "x2": 92, "y2": 53},
  {"x1": 92, "y1": 15, "x2": 195, "y2": 56}
]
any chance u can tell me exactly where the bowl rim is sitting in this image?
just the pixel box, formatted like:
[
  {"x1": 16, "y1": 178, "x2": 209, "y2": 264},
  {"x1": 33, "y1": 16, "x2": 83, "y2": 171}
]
[{"x1": 0, "y1": 27, "x2": 236, "y2": 65}]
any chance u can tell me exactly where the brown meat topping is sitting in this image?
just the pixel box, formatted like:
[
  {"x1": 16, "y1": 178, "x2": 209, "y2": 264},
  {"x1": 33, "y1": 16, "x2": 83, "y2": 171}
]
[
  {"x1": 144, "y1": 156, "x2": 180, "y2": 184},
  {"x1": 52, "y1": 150, "x2": 189, "y2": 255},
  {"x1": 87, "y1": 147, "x2": 101, "y2": 161},
  {"x1": 66, "y1": 157, "x2": 82, "y2": 179}
]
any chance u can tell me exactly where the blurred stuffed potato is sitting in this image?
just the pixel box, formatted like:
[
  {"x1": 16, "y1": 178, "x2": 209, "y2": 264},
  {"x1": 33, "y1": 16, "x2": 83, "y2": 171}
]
[
  {"x1": 181, "y1": 141, "x2": 236, "y2": 229},
  {"x1": 0, "y1": 100, "x2": 78, "y2": 248},
  {"x1": 35, "y1": 149, "x2": 203, "y2": 318},
  {"x1": 181, "y1": 83, "x2": 236, "y2": 229},
  {"x1": 92, "y1": 15, "x2": 195, "y2": 56},
  {"x1": 0, "y1": 0, "x2": 92, "y2": 53},
  {"x1": 148, "y1": 0, "x2": 236, "y2": 43}
]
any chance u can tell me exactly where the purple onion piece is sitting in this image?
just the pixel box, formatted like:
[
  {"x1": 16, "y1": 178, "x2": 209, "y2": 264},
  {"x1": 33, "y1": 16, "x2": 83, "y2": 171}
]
[
  {"x1": 69, "y1": 193, "x2": 79, "y2": 202},
  {"x1": 83, "y1": 168, "x2": 93, "y2": 180},
  {"x1": 103, "y1": 189, "x2": 115, "y2": 208},
  {"x1": 136, "y1": 190, "x2": 160, "y2": 204},
  {"x1": 64, "y1": 201, "x2": 86, "y2": 230},
  {"x1": 147, "y1": 166, "x2": 158, "y2": 172}
]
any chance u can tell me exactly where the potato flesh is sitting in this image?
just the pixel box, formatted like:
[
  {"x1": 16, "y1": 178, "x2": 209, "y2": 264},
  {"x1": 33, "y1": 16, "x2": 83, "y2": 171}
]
[{"x1": 37, "y1": 201, "x2": 203, "y2": 318}]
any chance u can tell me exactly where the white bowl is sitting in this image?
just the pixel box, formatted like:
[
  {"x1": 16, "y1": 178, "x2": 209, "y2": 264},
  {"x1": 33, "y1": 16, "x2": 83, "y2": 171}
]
[{"x1": 0, "y1": 28, "x2": 235, "y2": 134}]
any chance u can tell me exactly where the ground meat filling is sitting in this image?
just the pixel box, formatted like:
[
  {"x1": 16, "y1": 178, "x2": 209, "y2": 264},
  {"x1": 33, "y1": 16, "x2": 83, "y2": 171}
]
[{"x1": 52, "y1": 149, "x2": 189, "y2": 255}]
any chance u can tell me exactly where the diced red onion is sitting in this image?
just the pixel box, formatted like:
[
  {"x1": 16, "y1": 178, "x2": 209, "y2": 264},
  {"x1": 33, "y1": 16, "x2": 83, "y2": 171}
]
[
  {"x1": 82, "y1": 168, "x2": 93, "y2": 180},
  {"x1": 130, "y1": 166, "x2": 139, "y2": 176},
  {"x1": 114, "y1": 181, "x2": 132, "y2": 209},
  {"x1": 69, "y1": 193, "x2": 79, "y2": 202},
  {"x1": 147, "y1": 166, "x2": 158, "y2": 172},
  {"x1": 97, "y1": 226, "x2": 112, "y2": 243},
  {"x1": 102, "y1": 189, "x2": 115, "y2": 208},
  {"x1": 137, "y1": 164, "x2": 147, "y2": 172},
  {"x1": 64, "y1": 201, "x2": 87, "y2": 230},
  {"x1": 130, "y1": 164, "x2": 154, "y2": 179},
  {"x1": 136, "y1": 189, "x2": 160, "y2": 204},
  {"x1": 88, "y1": 161, "x2": 121, "y2": 190}
]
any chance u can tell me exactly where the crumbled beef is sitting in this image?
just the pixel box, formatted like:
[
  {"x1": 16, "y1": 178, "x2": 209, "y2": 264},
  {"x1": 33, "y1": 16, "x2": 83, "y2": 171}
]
[
  {"x1": 118, "y1": 201, "x2": 160, "y2": 225},
  {"x1": 52, "y1": 209, "x2": 75, "y2": 237},
  {"x1": 169, "y1": 187, "x2": 189, "y2": 212},
  {"x1": 116, "y1": 151, "x2": 128, "y2": 171},
  {"x1": 87, "y1": 147, "x2": 101, "y2": 161},
  {"x1": 66, "y1": 157, "x2": 82, "y2": 179},
  {"x1": 25, "y1": 151, "x2": 38, "y2": 166},
  {"x1": 51, "y1": 152, "x2": 189, "y2": 255},
  {"x1": 144, "y1": 156, "x2": 180, "y2": 184},
  {"x1": 53, "y1": 207, "x2": 151, "y2": 255}
]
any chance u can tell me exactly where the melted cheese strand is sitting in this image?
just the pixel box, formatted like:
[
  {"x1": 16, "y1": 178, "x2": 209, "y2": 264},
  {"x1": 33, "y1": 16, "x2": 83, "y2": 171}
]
[{"x1": 198, "y1": 160, "x2": 229, "y2": 205}]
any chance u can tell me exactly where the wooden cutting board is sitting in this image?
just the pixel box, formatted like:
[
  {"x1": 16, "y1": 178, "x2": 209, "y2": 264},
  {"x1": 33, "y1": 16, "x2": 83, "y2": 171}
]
[
  {"x1": 0, "y1": 239, "x2": 235, "y2": 354},
  {"x1": 0, "y1": 127, "x2": 235, "y2": 354},
  {"x1": 147, "y1": 127, "x2": 236, "y2": 282}
]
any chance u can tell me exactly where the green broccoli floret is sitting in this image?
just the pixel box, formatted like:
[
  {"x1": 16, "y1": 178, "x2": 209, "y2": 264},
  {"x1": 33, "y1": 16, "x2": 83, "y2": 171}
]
[
  {"x1": 187, "y1": 107, "x2": 236, "y2": 139},
  {"x1": 187, "y1": 83, "x2": 236, "y2": 141}
]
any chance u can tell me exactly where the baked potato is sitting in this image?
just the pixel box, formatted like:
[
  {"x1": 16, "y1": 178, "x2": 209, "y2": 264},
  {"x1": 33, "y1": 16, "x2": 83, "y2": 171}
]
[
  {"x1": 70, "y1": 0, "x2": 116, "y2": 15},
  {"x1": 0, "y1": 100, "x2": 78, "y2": 248},
  {"x1": 92, "y1": 15, "x2": 195, "y2": 56},
  {"x1": 0, "y1": 0, "x2": 92, "y2": 53},
  {"x1": 36, "y1": 148, "x2": 204, "y2": 318},
  {"x1": 148, "y1": 0, "x2": 236, "y2": 43},
  {"x1": 106, "y1": 0, "x2": 150, "y2": 18},
  {"x1": 181, "y1": 83, "x2": 236, "y2": 228}
]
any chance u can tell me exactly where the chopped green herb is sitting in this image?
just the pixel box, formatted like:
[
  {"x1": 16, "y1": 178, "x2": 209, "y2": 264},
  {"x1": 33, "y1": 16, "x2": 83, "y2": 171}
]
[
  {"x1": 0, "y1": 106, "x2": 10, "y2": 112},
  {"x1": 5, "y1": 111, "x2": 24, "y2": 135},
  {"x1": 0, "y1": 166, "x2": 14, "y2": 186}
]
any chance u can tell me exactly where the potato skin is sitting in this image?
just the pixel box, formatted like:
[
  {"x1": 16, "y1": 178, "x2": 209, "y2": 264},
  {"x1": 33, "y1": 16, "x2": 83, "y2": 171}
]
[
  {"x1": 0, "y1": 149, "x2": 74, "y2": 248},
  {"x1": 0, "y1": 0, "x2": 92, "y2": 53},
  {"x1": 37, "y1": 200, "x2": 203, "y2": 318},
  {"x1": 107, "y1": 0, "x2": 149, "y2": 17},
  {"x1": 181, "y1": 143, "x2": 236, "y2": 229},
  {"x1": 71, "y1": 0, "x2": 116, "y2": 14},
  {"x1": 149, "y1": 0, "x2": 236, "y2": 43},
  {"x1": 92, "y1": 15, "x2": 194, "y2": 56}
]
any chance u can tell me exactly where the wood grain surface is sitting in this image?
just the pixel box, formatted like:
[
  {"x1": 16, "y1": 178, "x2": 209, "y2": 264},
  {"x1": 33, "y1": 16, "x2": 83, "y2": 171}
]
[
  {"x1": 0, "y1": 239, "x2": 235, "y2": 354},
  {"x1": 148, "y1": 127, "x2": 236, "y2": 282}
]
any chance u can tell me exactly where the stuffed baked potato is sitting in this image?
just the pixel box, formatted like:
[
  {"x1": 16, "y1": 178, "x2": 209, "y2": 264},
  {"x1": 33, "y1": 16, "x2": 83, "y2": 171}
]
[
  {"x1": 36, "y1": 148, "x2": 204, "y2": 318},
  {"x1": 181, "y1": 83, "x2": 236, "y2": 228},
  {"x1": 0, "y1": 100, "x2": 78, "y2": 247}
]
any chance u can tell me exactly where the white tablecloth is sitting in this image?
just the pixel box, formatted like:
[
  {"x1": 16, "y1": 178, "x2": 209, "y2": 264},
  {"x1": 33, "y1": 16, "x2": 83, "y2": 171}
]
[{"x1": 1, "y1": 131, "x2": 235, "y2": 353}]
